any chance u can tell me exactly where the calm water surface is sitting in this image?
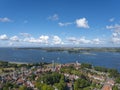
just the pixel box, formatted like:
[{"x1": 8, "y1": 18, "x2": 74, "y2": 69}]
[{"x1": 0, "y1": 48, "x2": 120, "y2": 71}]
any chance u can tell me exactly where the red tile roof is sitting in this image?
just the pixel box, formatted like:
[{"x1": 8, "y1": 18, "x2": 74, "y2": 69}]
[{"x1": 102, "y1": 85, "x2": 112, "y2": 90}]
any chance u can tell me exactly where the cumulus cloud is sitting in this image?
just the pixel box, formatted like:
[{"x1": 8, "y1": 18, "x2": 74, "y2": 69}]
[
  {"x1": 0, "y1": 34, "x2": 104, "y2": 46},
  {"x1": 111, "y1": 32, "x2": 120, "y2": 44},
  {"x1": 67, "y1": 37, "x2": 91, "y2": 44},
  {"x1": 67, "y1": 37, "x2": 102, "y2": 45},
  {"x1": 0, "y1": 34, "x2": 8, "y2": 40},
  {"x1": 92, "y1": 38, "x2": 101, "y2": 44},
  {"x1": 24, "y1": 35, "x2": 64, "y2": 45},
  {"x1": 39, "y1": 35, "x2": 49, "y2": 44},
  {"x1": 67, "y1": 37, "x2": 77, "y2": 42},
  {"x1": 106, "y1": 24, "x2": 120, "y2": 34},
  {"x1": 112, "y1": 33, "x2": 118, "y2": 37},
  {"x1": 106, "y1": 24, "x2": 120, "y2": 33},
  {"x1": 58, "y1": 22, "x2": 73, "y2": 27},
  {"x1": 112, "y1": 37, "x2": 120, "y2": 44},
  {"x1": 20, "y1": 33, "x2": 31, "y2": 37},
  {"x1": 76, "y1": 18, "x2": 89, "y2": 28},
  {"x1": 0, "y1": 17, "x2": 12, "y2": 22},
  {"x1": 106, "y1": 24, "x2": 120, "y2": 44},
  {"x1": 67, "y1": 37, "x2": 79, "y2": 44},
  {"x1": 78, "y1": 37, "x2": 91, "y2": 44},
  {"x1": 24, "y1": 37, "x2": 38, "y2": 43},
  {"x1": 48, "y1": 14, "x2": 59, "y2": 21},
  {"x1": 9, "y1": 42, "x2": 14, "y2": 46},
  {"x1": 10, "y1": 36, "x2": 19, "y2": 42},
  {"x1": 52, "y1": 36, "x2": 63, "y2": 45},
  {"x1": 23, "y1": 35, "x2": 49, "y2": 44}
]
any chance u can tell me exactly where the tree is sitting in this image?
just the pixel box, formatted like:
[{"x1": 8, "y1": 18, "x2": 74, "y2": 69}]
[
  {"x1": 2, "y1": 82, "x2": 13, "y2": 90},
  {"x1": 81, "y1": 63, "x2": 92, "y2": 69},
  {"x1": 108, "y1": 69, "x2": 119, "y2": 77},
  {"x1": 116, "y1": 76, "x2": 120, "y2": 83},
  {"x1": 3, "y1": 87, "x2": 8, "y2": 90},
  {"x1": 41, "y1": 72, "x2": 61, "y2": 85},
  {"x1": 74, "y1": 78, "x2": 90, "y2": 90},
  {"x1": 55, "y1": 83, "x2": 66, "y2": 90},
  {"x1": 42, "y1": 84, "x2": 54, "y2": 90},
  {"x1": 94, "y1": 66, "x2": 108, "y2": 72},
  {"x1": 74, "y1": 80, "x2": 79, "y2": 90},
  {"x1": 19, "y1": 85, "x2": 27, "y2": 90},
  {"x1": 35, "y1": 82, "x2": 42, "y2": 90},
  {"x1": 60, "y1": 75, "x2": 65, "y2": 83},
  {"x1": 112, "y1": 85, "x2": 118, "y2": 90},
  {"x1": 28, "y1": 73, "x2": 36, "y2": 80}
]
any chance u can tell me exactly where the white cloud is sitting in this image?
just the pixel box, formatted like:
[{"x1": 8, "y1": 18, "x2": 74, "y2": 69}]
[
  {"x1": 39, "y1": 35, "x2": 49, "y2": 44},
  {"x1": 23, "y1": 37, "x2": 35, "y2": 43},
  {"x1": 58, "y1": 22, "x2": 73, "y2": 27},
  {"x1": 9, "y1": 42, "x2": 13, "y2": 46},
  {"x1": 20, "y1": 33, "x2": 31, "y2": 37},
  {"x1": 0, "y1": 34, "x2": 104, "y2": 46},
  {"x1": 109, "y1": 18, "x2": 114, "y2": 22},
  {"x1": 67, "y1": 37, "x2": 79, "y2": 44},
  {"x1": 67, "y1": 37, "x2": 91, "y2": 44},
  {"x1": 112, "y1": 37, "x2": 120, "y2": 44},
  {"x1": 10, "y1": 36, "x2": 19, "y2": 42},
  {"x1": 67, "y1": 37, "x2": 77, "y2": 42},
  {"x1": 78, "y1": 37, "x2": 91, "y2": 44},
  {"x1": 0, "y1": 17, "x2": 11, "y2": 22},
  {"x1": 0, "y1": 34, "x2": 8, "y2": 40},
  {"x1": 23, "y1": 35, "x2": 49, "y2": 44},
  {"x1": 48, "y1": 14, "x2": 59, "y2": 21},
  {"x1": 111, "y1": 32, "x2": 120, "y2": 44},
  {"x1": 106, "y1": 24, "x2": 120, "y2": 34},
  {"x1": 58, "y1": 17, "x2": 89, "y2": 28},
  {"x1": 52, "y1": 36, "x2": 63, "y2": 45},
  {"x1": 106, "y1": 24, "x2": 120, "y2": 33},
  {"x1": 25, "y1": 37, "x2": 38, "y2": 43},
  {"x1": 76, "y1": 18, "x2": 89, "y2": 28},
  {"x1": 92, "y1": 38, "x2": 101, "y2": 44},
  {"x1": 112, "y1": 33, "x2": 118, "y2": 37},
  {"x1": 67, "y1": 37, "x2": 103, "y2": 45},
  {"x1": 106, "y1": 24, "x2": 120, "y2": 44}
]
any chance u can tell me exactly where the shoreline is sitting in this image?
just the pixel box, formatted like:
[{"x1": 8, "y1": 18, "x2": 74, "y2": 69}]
[{"x1": 9, "y1": 61, "x2": 29, "y2": 64}]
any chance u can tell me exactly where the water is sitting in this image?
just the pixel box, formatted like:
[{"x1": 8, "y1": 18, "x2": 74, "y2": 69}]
[{"x1": 0, "y1": 48, "x2": 120, "y2": 71}]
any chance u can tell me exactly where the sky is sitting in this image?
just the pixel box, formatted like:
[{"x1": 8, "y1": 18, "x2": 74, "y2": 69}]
[{"x1": 0, "y1": 0, "x2": 120, "y2": 47}]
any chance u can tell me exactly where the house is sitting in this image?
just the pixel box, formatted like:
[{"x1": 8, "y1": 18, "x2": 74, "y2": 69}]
[{"x1": 102, "y1": 84, "x2": 112, "y2": 90}]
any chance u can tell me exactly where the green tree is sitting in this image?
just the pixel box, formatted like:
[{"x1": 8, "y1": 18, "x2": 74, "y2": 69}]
[
  {"x1": 19, "y1": 85, "x2": 27, "y2": 90},
  {"x1": 3, "y1": 87, "x2": 9, "y2": 90},
  {"x1": 94, "y1": 66, "x2": 108, "y2": 72},
  {"x1": 108, "y1": 69, "x2": 119, "y2": 77},
  {"x1": 81, "y1": 63, "x2": 92, "y2": 69},
  {"x1": 41, "y1": 72, "x2": 61, "y2": 85},
  {"x1": 74, "y1": 78, "x2": 90, "y2": 90},
  {"x1": 35, "y1": 82, "x2": 42, "y2": 90},
  {"x1": 42, "y1": 84, "x2": 54, "y2": 90},
  {"x1": 115, "y1": 76, "x2": 120, "y2": 83},
  {"x1": 55, "y1": 83, "x2": 65, "y2": 90},
  {"x1": 74, "y1": 81, "x2": 80, "y2": 90},
  {"x1": 112, "y1": 85, "x2": 118, "y2": 90}
]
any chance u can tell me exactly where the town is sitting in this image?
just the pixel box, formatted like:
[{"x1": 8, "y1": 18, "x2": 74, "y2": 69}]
[{"x1": 0, "y1": 60, "x2": 120, "y2": 90}]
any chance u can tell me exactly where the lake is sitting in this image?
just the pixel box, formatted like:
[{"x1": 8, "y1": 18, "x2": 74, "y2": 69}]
[{"x1": 0, "y1": 48, "x2": 120, "y2": 71}]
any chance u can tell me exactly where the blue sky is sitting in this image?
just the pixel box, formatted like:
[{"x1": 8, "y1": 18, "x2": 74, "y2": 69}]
[{"x1": 0, "y1": 0, "x2": 120, "y2": 47}]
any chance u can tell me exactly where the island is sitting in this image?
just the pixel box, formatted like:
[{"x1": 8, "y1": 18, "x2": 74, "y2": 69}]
[{"x1": 15, "y1": 47, "x2": 120, "y2": 53}]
